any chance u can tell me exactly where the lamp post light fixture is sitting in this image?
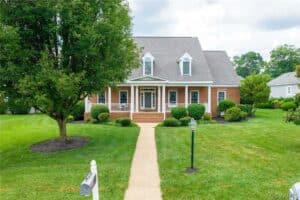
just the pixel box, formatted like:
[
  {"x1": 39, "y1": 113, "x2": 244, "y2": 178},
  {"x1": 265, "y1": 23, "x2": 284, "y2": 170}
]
[{"x1": 186, "y1": 118, "x2": 198, "y2": 174}]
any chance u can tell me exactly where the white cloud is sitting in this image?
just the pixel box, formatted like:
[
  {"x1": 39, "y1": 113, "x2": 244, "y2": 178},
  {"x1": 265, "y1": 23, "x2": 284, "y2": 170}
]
[{"x1": 127, "y1": 0, "x2": 300, "y2": 60}]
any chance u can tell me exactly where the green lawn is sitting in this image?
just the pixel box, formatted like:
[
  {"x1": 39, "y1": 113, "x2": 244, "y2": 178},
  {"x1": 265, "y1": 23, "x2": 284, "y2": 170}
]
[
  {"x1": 0, "y1": 114, "x2": 139, "y2": 200},
  {"x1": 156, "y1": 109, "x2": 300, "y2": 200}
]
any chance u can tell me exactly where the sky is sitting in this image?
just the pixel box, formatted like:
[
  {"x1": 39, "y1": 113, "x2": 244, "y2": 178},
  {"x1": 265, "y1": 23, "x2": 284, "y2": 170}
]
[{"x1": 127, "y1": 0, "x2": 300, "y2": 60}]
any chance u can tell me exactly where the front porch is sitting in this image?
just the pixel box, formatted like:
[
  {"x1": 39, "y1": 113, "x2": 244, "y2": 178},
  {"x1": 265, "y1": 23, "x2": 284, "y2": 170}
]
[{"x1": 85, "y1": 85, "x2": 212, "y2": 122}]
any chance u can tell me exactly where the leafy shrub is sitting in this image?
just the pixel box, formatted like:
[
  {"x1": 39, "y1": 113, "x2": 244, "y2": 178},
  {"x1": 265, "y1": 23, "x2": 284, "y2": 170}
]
[
  {"x1": 295, "y1": 93, "x2": 300, "y2": 106},
  {"x1": 224, "y1": 107, "x2": 242, "y2": 122},
  {"x1": 281, "y1": 101, "x2": 297, "y2": 111},
  {"x1": 238, "y1": 104, "x2": 255, "y2": 117},
  {"x1": 256, "y1": 102, "x2": 274, "y2": 109},
  {"x1": 91, "y1": 104, "x2": 109, "y2": 120},
  {"x1": 270, "y1": 98, "x2": 283, "y2": 109},
  {"x1": 67, "y1": 115, "x2": 74, "y2": 123},
  {"x1": 240, "y1": 111, "x2": 248, "y2": 120},
  {"x1": 8, "y1": 98, "x2": 31, "y2": 114},
  {"x1": 187, "y1": 104, "x2": 205, "y2": 120},
  {"x1": 119, "y1": 118, "x2": 131, "y2": 126},
  {"x1": 98, "y1": 112, "x2": 109, "y2": 122},
  {"x1": 217, "y1": 99, "x2": 236, "y2": 113},
  {"x1": 286, "y1": 107, "x2": 300, "y2": 125},
  {"x1": 283, "y1": 97, "x2": 295, "y2": 103},
  {"x1": 171, "y1": 106, "x2": 187, "y2": 119},
  {"x1": 71, "y1": 101, "x2": 84, "y2": 120},
  {"x1": 202, "y1": 112, "x2": 211, "y2": 121},
  {"x1": 179, "y1": 116, "x2": 191, "y2": 126},
  {"x1": 0, "y1": 97, "x2": 7, "y2": 114},
  {"x1": 163, "y1": 117, "x2": 180, "y2": 127}
]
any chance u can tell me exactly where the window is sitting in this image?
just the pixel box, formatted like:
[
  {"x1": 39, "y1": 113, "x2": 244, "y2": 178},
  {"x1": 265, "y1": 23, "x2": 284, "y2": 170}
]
[
  {"x1": 180, "y1": 52, "x2": 192, "y2": 76},
  {"x1": 217, "y1": 91, "x2": 226, "y2": 104},
  {"x1": 119, "y1": 91, "x2": 128, "y2": 104},
  {"x1": 287, "y1": 86, "x2": 292, "y2": 95},
  {"x1": 169, "y1": 90, "x2": 177, "y2": 106},
  {"x1": 190, "y1": 91, "x2": 199, "y2": 104},
  {"x1": 183, "y1": 60, "x2": 190, "y2": 75},
  {"x1": 143, "y1": 52, "x2": 154, "y2": 76},
  {"x1": 98, "y1": 92, "x2": 106, "y2": 104}
]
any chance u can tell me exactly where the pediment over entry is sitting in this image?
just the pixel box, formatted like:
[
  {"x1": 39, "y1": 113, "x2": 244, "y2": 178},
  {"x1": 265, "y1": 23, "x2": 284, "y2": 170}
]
[{"x1": 129, "y1": 76, "x2": 167, "y2": 82}]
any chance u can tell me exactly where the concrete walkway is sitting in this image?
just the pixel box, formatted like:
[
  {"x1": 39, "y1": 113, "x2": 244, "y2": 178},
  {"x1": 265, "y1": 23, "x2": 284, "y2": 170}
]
[{"x1": 124, "y1": 123, "x2": 162, "y2": 200}]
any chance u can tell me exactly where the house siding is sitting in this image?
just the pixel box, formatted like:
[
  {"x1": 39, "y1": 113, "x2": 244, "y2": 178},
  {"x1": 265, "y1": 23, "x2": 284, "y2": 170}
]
[{"x1": 270, "y1": 84, "x2": 299, "y2": 98}]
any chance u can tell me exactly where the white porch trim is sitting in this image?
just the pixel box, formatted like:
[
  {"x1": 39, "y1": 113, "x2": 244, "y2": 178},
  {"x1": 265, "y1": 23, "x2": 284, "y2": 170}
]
[
  {"x1": 135, "y1": 86, "x2": 139, "y2": 112},
  {"x1": 208, "y1": 86, "x2": 211, "y2": 113},
  {"x1": 108, "y1": 87, "x2": 112, "y2": 111},
  {"x1": 130, "y1": 85, "x2": 134, "y2": 119},
  {"x1": 185, "y1": 85, "x2": 188, "y2": 108},
  {"x1": 162, "y1": 85, "x2": 166, "y2": 119},
  {"x1": 158, "y1": 86, "x2": 161, "y2": 112}
]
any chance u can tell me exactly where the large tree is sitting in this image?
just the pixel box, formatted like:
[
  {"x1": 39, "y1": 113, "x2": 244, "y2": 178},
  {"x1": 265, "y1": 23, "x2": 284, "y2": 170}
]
[
  {"x1": 266, "y1": 44, "x2": 300, "y2": 78},
  {"x1": 240, "y1": 74, "x2": 271, "y2": 106},
  {"x1": 0, "y1": 0, "x2": 139, "y2": 141},
  {"x1": 233, "y1": 51, "x2": 265, "y2": 78}
]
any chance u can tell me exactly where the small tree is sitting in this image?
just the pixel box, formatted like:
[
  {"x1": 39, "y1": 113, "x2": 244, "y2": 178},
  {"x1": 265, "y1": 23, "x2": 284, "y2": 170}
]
[
  {"x1": 296, "y1": 65, "x2": 300, "y2": 77},
  {"x1": 240, "y1": 74, "x2": 271, "y2": 106}
]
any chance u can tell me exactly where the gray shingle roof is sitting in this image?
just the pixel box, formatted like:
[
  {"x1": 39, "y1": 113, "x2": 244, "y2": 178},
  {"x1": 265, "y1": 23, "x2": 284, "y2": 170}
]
[
  {"x1": 128, "y1": 36, "x2": 241, "y2": 85},
  {"x1": 268, "y1": 72, "x2": 300, "y2": 86}
]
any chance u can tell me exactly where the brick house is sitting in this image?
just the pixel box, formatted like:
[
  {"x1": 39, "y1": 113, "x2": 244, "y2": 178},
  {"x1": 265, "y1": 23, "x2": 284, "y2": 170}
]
[{"x1": 84, "y1": 37, "x2": 241, "y2": 122}]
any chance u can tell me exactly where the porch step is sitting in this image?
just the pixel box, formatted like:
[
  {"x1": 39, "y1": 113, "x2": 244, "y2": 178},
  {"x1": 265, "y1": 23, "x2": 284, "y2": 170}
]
[{"x1": 132, "y1": 113, "x2": 164, "y2": 123}]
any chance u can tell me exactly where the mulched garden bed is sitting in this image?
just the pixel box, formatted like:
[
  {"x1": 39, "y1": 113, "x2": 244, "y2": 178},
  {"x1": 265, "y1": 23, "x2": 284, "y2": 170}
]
[{"x1": 31, "y1": 136, "x2": 89, "y2": 153}]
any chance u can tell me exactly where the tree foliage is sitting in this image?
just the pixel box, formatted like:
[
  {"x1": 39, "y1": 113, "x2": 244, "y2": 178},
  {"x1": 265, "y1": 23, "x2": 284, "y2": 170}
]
[
  {"x1": 233, "y1": 51, "x2": 265, "y2": 78},
  {"x1": 0, "y1": 0, "x2": 139, "y2": 141},
  {"x1": 240, "y1": 74, "x2": 271, "y2": 106},
  {"x1": 266, "y1": 44, "x2": 300, "y2": 78}
]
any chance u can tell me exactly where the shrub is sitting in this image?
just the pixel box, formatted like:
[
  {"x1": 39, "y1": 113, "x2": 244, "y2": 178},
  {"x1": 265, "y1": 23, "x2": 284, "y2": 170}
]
[
  {"x1": 217, "y1": 99, "x2": 236, "y2": 113},
  {"x1": 179, "y1": 116, "x2": 191, "y2": 126},
  {"x1": 286, "y1": 107, "x2": 300, "y2": 125},
  {"x1": 238, "y1": 104, "x2": 255, "y2": 117},
  {"x1": 171, "y1": 107, "x2": 187, "y2": 119},
  {"x1": 0, "y1": 97, "x2": 7, "y2": 114},
  {"x1": 270, "y1": 98, "x2": 283, "y2": 108},
  {"x1": 8, "y1": 98, "x2": 31, "y2": 114},
  {"x1": 91, "y1": 104, "x2": 109, "y2": 120},
  {"x1": 256, "y1": 102, "x2": 274, "y2": 109},
  {"x1": 67, "y1": 115, "x2": 74, "y2": 123},
  {"x1": 119, "y1": 118, "x2": 131, "y2": 126},
  {"x1": 202, "y1": 112, "x2": 212, "y2": 121},
  {"x1": 71, "y1": 101, "x2": 84, "y2": 120},
  {"x1": 283, "y1": 97, "x2": 295, "y2": 103},
  {"x1": 187, "y1": 104, "x2": 205, "y2": 120},
  {"x1": 163, "y1": 117, "x2": 180, "y2": 127},
  {"x1": 240, "y1": 111, "x2": 248, "y2": 120},
  {"x1": 281, "y1": 101, "x2": 297, "y2": 111},
  {"x1": 98, "y1": 112, "x2": 109, "y2": 123},
  {"x1": 295, "y1": 93, "x2": 300, "y2": 106},
  {"x1": 224, "y1": 107, "x2": 242, "y2": 122}
]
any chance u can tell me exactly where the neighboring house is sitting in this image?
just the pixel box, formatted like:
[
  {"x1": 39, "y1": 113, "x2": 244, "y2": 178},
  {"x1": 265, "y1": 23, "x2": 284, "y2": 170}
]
[
  {"x1": 268, "y1": 72, "x2": 300, "y2": 98},
  {"x1": 84, "y1": 37, "x2": 241, "y2": 122}
]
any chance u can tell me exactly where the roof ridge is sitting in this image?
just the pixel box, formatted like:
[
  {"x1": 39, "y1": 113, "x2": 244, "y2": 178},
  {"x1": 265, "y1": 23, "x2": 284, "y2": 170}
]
[
  {"x1": 133, "y1": 36, "x2": 196, "y2": 38},
  {"x1": 203, "y1": 50, "x2": 226, "y2": 52}
]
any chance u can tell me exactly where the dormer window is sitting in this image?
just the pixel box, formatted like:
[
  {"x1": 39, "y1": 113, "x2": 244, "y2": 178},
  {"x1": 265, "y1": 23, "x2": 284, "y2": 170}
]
[
  {"x1": 179, "y1": 53, "x2": 192, "y2": 76},
  {"x1": 143, "y1": 52, "x2": 154, "y2": 76}
]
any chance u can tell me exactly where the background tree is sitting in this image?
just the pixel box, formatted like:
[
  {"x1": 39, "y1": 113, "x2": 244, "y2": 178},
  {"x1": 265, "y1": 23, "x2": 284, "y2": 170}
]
[
  {"x1": 266, "y1": 44, "x2": 300, "y2": 78},
  {"x1": 233, "y1": 51, "x2": 265, "y2": 78},
  {"x1": 0, "y1": 0, "x2": 139, "y2": 141},
  {"x1": 240, "y1": 74, "x2": 271, "y2": 106}
]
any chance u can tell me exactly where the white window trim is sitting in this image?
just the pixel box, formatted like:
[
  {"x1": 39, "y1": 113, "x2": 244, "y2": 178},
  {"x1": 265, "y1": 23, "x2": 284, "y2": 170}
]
[
  {"x1": 119, "y1": 90, "x2": 128, "y2": 105},
  {"x1": 179, "y1": 52, "x2": 192, "y2": 76},
  {"x1": 168, "y1": 90, "x2": 178, "y2": 107},
  {"x1": 190, "y1": 90, "x2": 199, "y2": 104},
  {"x1": 217, "y1": 91, "x2": 227, "y2": 105},
  {"x1": 97, "y1": 91, "x2": 106, "y2": 104},
  {"x1": 142, "y1": 52, "x2": 154, "y2": 76},
  {"x1": 287, "y1": 86, "x2": 292, "y2": 96}
]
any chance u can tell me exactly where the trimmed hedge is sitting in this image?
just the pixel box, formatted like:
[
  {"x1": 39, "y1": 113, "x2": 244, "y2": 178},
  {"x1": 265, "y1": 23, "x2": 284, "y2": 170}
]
[
  {"x1": 224, "y1": 107, "x2": 242, "y2": 122},
  {"x1": 281, "y1": 101, "x2": 297, "y2": 111},
  {"x1": 187, "y1": 104, "x2": 205, "y2": 120},
  {"x1": 71, "y1": 101, "x2": 85, "y2": 120},
  {"x1": 91, "y1": 104, "x2": 109, "y2": 120},
  {"x1": 217, "y1": 99, "x2": 236, "y2": 113},
  {"x1": 119, "y1": 118, "x2": 131, "y2": 126},
  {"x1": 98, "y1": 112, "x2": 109, "y2": 122},
  {"x1": 179, "y1": 116, "x2": 191, "y2": 126},
  {"x1": 202, "y1": 112, "x2": 211, "y2": 121},
  {"x1": 163, "y1": 117, "x2": 180, "y2": 127},
  {"x1": 171, "y1": 107, "x2": 187, "y2": 119}
]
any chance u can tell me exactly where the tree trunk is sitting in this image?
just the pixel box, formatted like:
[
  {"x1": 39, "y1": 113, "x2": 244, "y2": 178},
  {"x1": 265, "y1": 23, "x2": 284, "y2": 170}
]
[{"x1": 56, "y1": 118, "x2": 68, "y2": 142}]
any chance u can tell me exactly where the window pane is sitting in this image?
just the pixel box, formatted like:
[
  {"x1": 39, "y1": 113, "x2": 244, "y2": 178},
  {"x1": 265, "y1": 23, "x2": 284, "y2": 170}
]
[
  {"x1": 145, "y1": 60, "x2": 152, "y2": 75},
  {"x1": 169, "y1": 91, "x2": 177, "y2": 104},
  {"x1": 120, "y1": 91, "x2": 128, "y2": 104},
  {"x1": 218, "y1": 92, "x2": 225, "y2": 103},
  {"x1": 191, "y1": 91, "x2": 198, "y2": 103},
  {"x1": 98, "y1": 92, "x2": 105, "y2": 103},
  {"x1": 183, "y1": 61, "x2": 190, "y2": 75}
]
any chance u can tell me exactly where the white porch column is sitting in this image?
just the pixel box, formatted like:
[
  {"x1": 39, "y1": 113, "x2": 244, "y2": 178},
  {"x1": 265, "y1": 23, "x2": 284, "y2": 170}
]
[
  {"x1": 84, "y1": 96, "x2": 90, "y2": 112},
  {"x1": 185, "y1": 85, "x2": 188, "y2": 108},
  {"x1": 208, "y1": 86, "x2": 211, "y2": 113},
  {"x1": 135, "y1": 86, "x2": 139, "y2": 112},
  {"x1": 162, "y1": 85, "x2": 166, "y2": 119},
  {"x1": 157, "y1": 86, "x2": 161, "y2": 112},
  {"x1": 130, "y1": 85, "x2": 134, "y2": 119},
  {"x1": 108, "y1": 87, "x2": 112, "y2": 111}
]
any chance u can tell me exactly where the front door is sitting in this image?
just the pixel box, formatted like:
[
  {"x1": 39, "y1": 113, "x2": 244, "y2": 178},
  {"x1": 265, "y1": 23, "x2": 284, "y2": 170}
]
[
  {"x1": 140, "y1": 89, "x2": 156, "y2": 110},
  {"x1": 144, "y1": 92, "x2": 152, "y2": 108}
]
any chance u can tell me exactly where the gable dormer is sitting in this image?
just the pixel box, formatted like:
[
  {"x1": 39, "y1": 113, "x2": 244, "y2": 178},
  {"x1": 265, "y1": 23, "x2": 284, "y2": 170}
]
[
  {"x1": 142, "y1": 52, "x2": 154, "y2": 76},
  {"x1": 179, "y1": 52, "x2": 192, "y2": 76}
]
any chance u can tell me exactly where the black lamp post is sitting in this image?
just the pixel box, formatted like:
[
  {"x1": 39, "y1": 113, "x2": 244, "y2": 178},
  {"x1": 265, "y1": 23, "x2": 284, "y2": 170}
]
[{"x1": 186, "y1": 118, "x2": 198, "y2": 173}]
